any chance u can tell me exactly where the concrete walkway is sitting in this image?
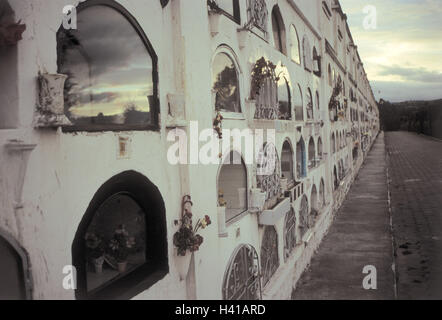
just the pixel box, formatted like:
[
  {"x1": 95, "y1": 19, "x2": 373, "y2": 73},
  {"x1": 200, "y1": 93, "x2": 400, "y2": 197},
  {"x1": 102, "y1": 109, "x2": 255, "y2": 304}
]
[
  {"x1": 386, "y1": 132, "x2": 442, "y2": 299},
  {"x1": 292, "y1": 132, "x2": 395, "y2": 299}
]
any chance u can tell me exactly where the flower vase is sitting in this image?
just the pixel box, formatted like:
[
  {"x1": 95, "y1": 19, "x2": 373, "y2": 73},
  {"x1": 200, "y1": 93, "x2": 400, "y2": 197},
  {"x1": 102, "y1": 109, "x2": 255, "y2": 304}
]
[
  {"x1": 117, "y1": 261, "x2": 128, "y2": 273},
  {"x1": 93, "y1": 256, "x2": 105, "y2": 274},
  {"x1": 34, "y1": 73, "x2": 72, "y2": 128},
  {"x1": 175, "y1": 249, "x2": 192, "y2": 281},
  {"x1": 217, "y1": 206, "x2": 228, "y2": 237}
]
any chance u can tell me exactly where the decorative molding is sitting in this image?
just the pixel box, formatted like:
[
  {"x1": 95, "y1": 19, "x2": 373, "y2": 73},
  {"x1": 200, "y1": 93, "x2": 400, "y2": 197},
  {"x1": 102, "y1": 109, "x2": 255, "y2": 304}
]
[{"x1": 4, "y1": 140, "x2": 37, "y2": 209}]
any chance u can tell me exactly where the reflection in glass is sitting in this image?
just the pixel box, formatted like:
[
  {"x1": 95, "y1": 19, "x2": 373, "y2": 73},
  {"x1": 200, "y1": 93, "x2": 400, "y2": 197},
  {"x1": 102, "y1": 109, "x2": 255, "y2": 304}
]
[
  {"x1": 277, "y1": 77, "x2": 291, "y2": 120},
  {"x1": 212, "y1": 53, "x2": 241, "y2": 113},
  {"x1": 216, "y1": 0, "x2": 235, "y2": 16},
  {"x1": 290, "y1": 25, "x2": 300, "y2": 64},
  {"x1": 58, "y1": 5, "x2": 154, "y2": 127},
  {"x1": 294, "y1": 84, "x2": 304, "y2": 121},
  {"x1": 281, "y1": 141, "x2": 294, "y2": 182},
  {"x1": 85, "y1": 194, "x2": 146, "y2": 293}
]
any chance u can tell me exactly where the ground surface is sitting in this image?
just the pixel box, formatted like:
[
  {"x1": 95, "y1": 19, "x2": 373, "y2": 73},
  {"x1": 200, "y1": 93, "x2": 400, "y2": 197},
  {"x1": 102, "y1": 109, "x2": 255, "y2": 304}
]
[
  {"x1": 386, "y1": 132, "x2": 442, "y2": 299},
  {"x1": 292, "y1": 132, "x2": 395, "y2": 299},
  {"x1": 292, "y1": 131, "x2": 442, "y2": 299}
]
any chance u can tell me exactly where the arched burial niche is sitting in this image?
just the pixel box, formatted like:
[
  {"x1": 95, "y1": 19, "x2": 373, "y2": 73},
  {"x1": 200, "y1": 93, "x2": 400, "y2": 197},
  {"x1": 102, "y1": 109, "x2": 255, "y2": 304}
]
[
  {"x1": 306, "y1": 88, "x2": 313, "y2": 120},
  {"x1": 222, "y1": 244, "x2": 261, "y2": 300},
  {"x1": 289, "y1": 24, "x2": 300, "y2": 64},
  {"x1": 281, "y1": 140, "x2": 294, "y2": 184},
  {"x1": 72, "y1": 171, "x2": 168, "y2": 300},
  {"x1": 331, "y1": 132, "x2": 336, "y2": 154},
  {"x1": 319, "y1": 178, "x2": 326, "y2": 208},
  {"x1": 277, "y1": 73, "x2": 291, "y2": 120},
  {"x1": 271, "y1": 5, "x2": 286, "y2": 54},
  {"x1": 298, "y1": 195, "x2": 310, "y2": 238},
  {"x1": 0, "y1": 231, "x2": 32, "y2": 300},
  {"x1": 57, "y1": 1, "x2": 159, "y2": 131},
  {"x1": 308, "y1": 136, "x2": 315, "y2": 169},
  {"x1": 294, "y1": 84, "x2": 304, "y2": 121},
  {"x1": 296, "y1": 137, "x2": 307, "y2": 179},
  {"x1": 257, "y1": 142, "x2": 282, "y2": 209},
  {"x1": 310, "y1": 185, "x2": 319, "y2": 221},
  {"x1": 218, "y1": 151, "x2": 248, "y2": 223},
  {"x1": 212, "y1": 49, "x2": 241, "y2": 113},
  {"x1": 283, "y1": 208, "x2": 296, "y2": 261},
  {"x1": 260, "y1": 226, "x2": 279, "y2": 287},
  {"x1": 317, "y1": 137, "x2": 323, "y2": 162}
]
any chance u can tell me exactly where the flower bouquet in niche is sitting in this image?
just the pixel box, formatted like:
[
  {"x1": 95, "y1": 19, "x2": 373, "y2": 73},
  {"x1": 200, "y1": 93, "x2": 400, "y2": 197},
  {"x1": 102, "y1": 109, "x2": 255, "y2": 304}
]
[
  {"x1": 108, "y1": 224, "x2": 136, "y2": 273},
  {"x1": 173, "y1": 196, "x2": 212, "y2": 279},
  {"x1": 85, "y1": 232, "x2": 105, "y2": 274}
]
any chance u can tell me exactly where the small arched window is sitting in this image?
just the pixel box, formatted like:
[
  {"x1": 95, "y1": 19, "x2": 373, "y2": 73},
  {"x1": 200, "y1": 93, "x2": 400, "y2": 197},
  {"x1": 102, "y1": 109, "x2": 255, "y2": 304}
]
[
  {"x1": 306, "y1": 88, "x2": 313, "y2": 120},
  {"x1": 0, "y1": 231, "x2": 32, "y2": 300},
  {"x1": 294, "y1": 84, "x2": 304, "y2": 121},
  {"x1": 281, "y1": 140, "x2": 294, "y2": 184},
  {"x1": 315, "y1": 91, "x2": 320, "y2": 111},
  {"x1": 271, "y1": 6, "x2": 286, "y2": 54},
  {"x1": 296, "y1": 137, "x2": 307, "y2": 178},
  {"x1": 302, "y1": 36, "x2": 313, "y2": 71},
  {"x1": 333, "y1": 166, "x2": 339, "y2": 190},
  {"x1": 337, "y1": 131, "x2": 341, "y2": 150},
  {"x1": 289, "y1": 24, "x2": 300, "y2": 64},
  {"x1": 277, "y1": 76, "x2": 291, "y2": 120},
  {"x1": 261, "y1": 226, "x2": 279, "y2": 287},
  {"x1": 218, "y1": 151, "x2": 248, "y2": 222},
  {"x1": 312, "y1": 46, "x2": 321, "y2": 76},
  {"x1": 317, "y1": 137, "x2": 323, "y2": 161},
  {"x1": 72, "y1": 171, "x2": 168, "y2": 300},
  {"x1": 310, "y1": 185, "x2": 318, "y2": 220},
  {"x1": 328, "y1": 64, "x2": 332, "y2": 86},
  {"x1": 319, "y1": 178, "x2": 325, "y2": 208},
  {"x1": 308, "y1": 137, "x2": 316, "y2": 169},
  {"x1": 212, "y1": 52, "x2": 241, "y2": 113},
  {"x1": 57, "y1": 2, "x2": 159, "y2": 131}
]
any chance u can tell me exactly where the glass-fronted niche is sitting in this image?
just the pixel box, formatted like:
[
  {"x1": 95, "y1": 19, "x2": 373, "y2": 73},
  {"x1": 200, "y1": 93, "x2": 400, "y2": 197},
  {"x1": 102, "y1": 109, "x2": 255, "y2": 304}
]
[{"x1": 57, "y1": 2, "x2": 159, "y2": 131}]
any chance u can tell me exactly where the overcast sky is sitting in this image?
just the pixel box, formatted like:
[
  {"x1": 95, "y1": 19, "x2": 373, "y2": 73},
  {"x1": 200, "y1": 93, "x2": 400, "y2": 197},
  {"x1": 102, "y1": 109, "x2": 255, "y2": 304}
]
[{"x1": 340, "y1": 0, "x2": 442, "y2": 102}]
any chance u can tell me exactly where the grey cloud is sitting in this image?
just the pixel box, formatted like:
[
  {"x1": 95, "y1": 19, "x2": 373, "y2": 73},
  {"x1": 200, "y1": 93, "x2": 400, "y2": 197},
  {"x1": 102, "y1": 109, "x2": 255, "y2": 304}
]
[
  {"x1": 372, "y1": 80, "x2": 442, "y2": 102},
  {"x1": 379, "y1": 65, "x2": 442, "y2": 83}
]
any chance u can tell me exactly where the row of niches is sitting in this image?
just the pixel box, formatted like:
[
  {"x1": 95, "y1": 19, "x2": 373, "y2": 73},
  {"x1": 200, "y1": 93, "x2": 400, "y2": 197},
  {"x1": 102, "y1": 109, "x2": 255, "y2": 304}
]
[
  {"x1": 217, "y1": 139, "x2": 325, "y2": 227},
  {"x1": 222, "y1": 183, "x2": 326, "y2": 300},
  {"x1": 213, "y1": 55, "x2": 321, "y2": 122}
]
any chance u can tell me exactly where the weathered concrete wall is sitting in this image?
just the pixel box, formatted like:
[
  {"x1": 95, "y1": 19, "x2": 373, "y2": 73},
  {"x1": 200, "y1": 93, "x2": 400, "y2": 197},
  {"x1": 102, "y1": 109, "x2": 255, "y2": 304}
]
[{"x1": 0, "y1": 0, "x2": 379, "y2": 300}]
